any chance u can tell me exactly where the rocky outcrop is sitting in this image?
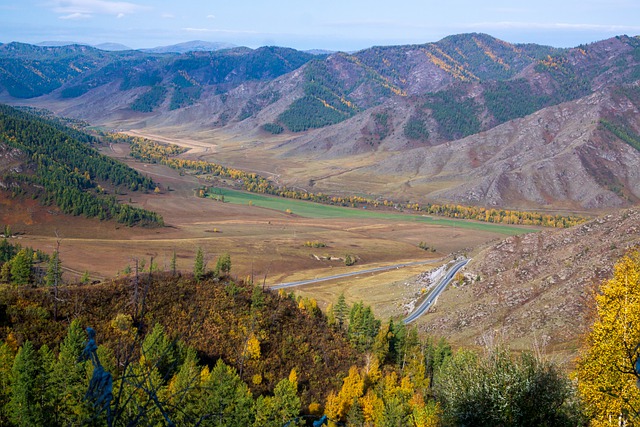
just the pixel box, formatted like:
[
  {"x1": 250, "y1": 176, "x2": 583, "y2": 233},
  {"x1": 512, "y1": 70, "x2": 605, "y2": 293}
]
[{"x1": 419, "y1": 208, "x2": 640, "y2": 357}]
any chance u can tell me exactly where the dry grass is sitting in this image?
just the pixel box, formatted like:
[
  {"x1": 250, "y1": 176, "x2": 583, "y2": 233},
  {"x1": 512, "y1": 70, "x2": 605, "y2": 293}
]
[{"x1": 4, "y1": 149, "x2": 521, "y2": 319}]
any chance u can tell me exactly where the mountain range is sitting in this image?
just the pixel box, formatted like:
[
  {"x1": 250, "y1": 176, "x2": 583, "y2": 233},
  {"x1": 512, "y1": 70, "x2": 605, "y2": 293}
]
[{"x1": 1, "y1": 33, "x2": 639, "y2": 211}]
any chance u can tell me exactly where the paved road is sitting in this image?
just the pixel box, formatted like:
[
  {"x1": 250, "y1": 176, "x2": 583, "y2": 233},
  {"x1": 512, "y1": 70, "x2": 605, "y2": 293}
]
[
  {"x1": 270, "y1": 259, "x2": 442, "y2": 290},
  {"x1": 403, "y1": 258, "x2": 470, "y2": 325}
]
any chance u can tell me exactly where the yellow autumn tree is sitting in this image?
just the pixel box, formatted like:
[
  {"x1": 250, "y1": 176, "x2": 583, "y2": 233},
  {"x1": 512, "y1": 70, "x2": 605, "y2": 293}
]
[
  {"x1": 244, "y1": 333, "x2": 261, "y2": 360},
  {"x1": 576, "y1": 250, "x2": 640, "y2": 426},
  {"x1": 324, "y1": 365, "x2": 364, "y2": 421}
]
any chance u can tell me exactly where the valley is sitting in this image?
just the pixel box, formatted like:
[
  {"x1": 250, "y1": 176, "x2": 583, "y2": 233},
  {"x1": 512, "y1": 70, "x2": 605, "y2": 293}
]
[
  {"x1": 1, "y1": 25, "x2": 640, "y2": 424},
  {"x1": 2, "y1": 32, "x2": 639, "y2": 361},
  {"x1": 3, "y1": 143, "x2": 524, "y2": 320}
]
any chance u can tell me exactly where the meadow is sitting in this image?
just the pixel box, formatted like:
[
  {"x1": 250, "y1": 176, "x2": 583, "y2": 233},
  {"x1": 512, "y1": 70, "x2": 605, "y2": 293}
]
[{"x1": 207, "y1": 187, "x2": 534, "y2": 235}]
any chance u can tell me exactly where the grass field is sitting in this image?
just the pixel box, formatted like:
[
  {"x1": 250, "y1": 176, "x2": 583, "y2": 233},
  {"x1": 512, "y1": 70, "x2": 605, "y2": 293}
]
[
  {"x1": 207, "y1": 187, "x2": 536, "y2": 235},
  {"x1": 4, "y1": 153, "x2": 541, "y2": 321}
]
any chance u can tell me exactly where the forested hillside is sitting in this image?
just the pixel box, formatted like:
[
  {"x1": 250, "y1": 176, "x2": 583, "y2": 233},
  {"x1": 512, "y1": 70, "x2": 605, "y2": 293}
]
[
  {"x1": 0, "y1": 104, "x2": 163, "y2": 226},
  {"x1": 0, "y1": 267, "x2": 587, "y2": 426}
]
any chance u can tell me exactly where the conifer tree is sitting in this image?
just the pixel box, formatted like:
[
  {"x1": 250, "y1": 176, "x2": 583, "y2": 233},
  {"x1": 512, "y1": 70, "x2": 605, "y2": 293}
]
[
  {"x1": 334, "y1": 293, "x2": 349, "y2": 330},
  {"x1": 215, "y1": 252, "x2": 232, "y2": 277},
  {"x1": 255, "y1": 370, "x2": 301, "y2": 427},
  {"x1": 170, "y1": 249, "x2": 177, "y2": 276},
  {"x1": 194, "y1": 247, "x2": 205, "y2": 281},
  {"x1": 51, "y1": 319, "x2": 90, "y2": 426},
  {"x1": 197, "y1": 359, "x2": 255, "y2": 426},
  {"x1": 8, "y1": 341, "x2": 42, "y2": 426},
  {"x1": 10, "y1": 249, "x2": 32, "y2": 285},
  {"x1": 45, "y1": 250, "x2": 62, "y2": 287},
  {"x1": 0, "y1": 342, "x2": 14, "y2": 426},
  {"x1": 36, "y1": 344, "x2": 56, "y2": 427}
]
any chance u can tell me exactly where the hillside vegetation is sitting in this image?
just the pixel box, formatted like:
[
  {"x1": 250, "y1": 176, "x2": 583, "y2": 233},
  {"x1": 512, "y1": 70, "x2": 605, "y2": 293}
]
[
  {"x1": 0, "y1": 266, "x2": 587, "y2": 426},
  {"x1": 0, "y1": 104, "x2": 163, "y2": 226}
]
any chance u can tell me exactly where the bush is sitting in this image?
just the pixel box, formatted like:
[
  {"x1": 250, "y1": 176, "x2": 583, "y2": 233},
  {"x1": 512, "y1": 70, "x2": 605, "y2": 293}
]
[{"x1": 435, "y1": 346, "x2": 583, "y2": 426}]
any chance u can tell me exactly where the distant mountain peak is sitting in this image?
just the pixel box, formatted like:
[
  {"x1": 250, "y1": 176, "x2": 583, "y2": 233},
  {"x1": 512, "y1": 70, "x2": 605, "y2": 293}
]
[
  {"x1": 142, "y1": 40, "x2": 238, "y2": 54},
  {"x1": 94, "y1": 42, "x2": 132, "y2": 51}
]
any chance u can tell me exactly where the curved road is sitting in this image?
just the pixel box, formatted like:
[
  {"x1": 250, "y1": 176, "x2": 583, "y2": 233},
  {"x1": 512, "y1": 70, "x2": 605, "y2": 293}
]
[
  {"x1": 403, "y1": 258, "x2": 469, "y2": 324},
  {"x1": 270, "y1": 259, "x2": 442, "y2": 290}
]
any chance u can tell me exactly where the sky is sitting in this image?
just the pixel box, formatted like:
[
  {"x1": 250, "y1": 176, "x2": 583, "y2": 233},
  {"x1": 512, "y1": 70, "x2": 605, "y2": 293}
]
[{"x1": 1, "y1": 0, "x2": 640, "y2": 51}]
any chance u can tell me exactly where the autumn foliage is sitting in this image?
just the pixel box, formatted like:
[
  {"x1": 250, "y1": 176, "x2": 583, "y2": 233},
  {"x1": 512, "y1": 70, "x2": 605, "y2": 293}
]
[{"x1": 576, "y1": 250, "x2": 640, "y2": 425}]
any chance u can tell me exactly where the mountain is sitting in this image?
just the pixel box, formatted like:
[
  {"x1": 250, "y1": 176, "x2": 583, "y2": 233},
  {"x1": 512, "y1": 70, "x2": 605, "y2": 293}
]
[
  {"x1": 142, "y1": 40, "x2": 238, "y2": 53},
  {"x1": 419, "y1": 207, "x2": 640, "y2": 361},
  {"x1": 36, "y1": 40, "x2": 83, "y2": 47},
  {"x1": 0, "y1": 33, "x2": 639, "y2": 211},
  {"x1": 94, "y1": 42, "x2": 132, "y2": 51}
]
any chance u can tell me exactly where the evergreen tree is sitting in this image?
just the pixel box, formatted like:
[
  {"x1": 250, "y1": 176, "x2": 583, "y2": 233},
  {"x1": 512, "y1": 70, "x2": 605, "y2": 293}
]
[
  {"x1": 45, "y1": 250, "x2": 62, "y2": 287},
  {"x1": 347, "y1": 302, "x2": 381, "y2": 351},
  {"x1": 10, "y1": 249, "x2": 32, "y2": 285},
  {"x1": 80, "y1": 270, "x2": 90, "y2": 284},
  {"x1": 0, "y1": 262, "x2": 11, "y2": 283},
  {"x1": 8, "y1": 341, "x2": 43, "y2": 426},
  {"x1": 170, "y1": 250, "x2": 177, "y2": 276},
  {"x1": 197, "y1": 359, "x2": 255, "y2": 426},
  {"x1": 215, "y1": 252, "x2": 232, "y2": 278},
  {"x1": 0, "y1": 342, "x2": 14, "y2": 426},
  {"x1": 346, "y1": 398, "x2": 365, "y2": 427},
  {"x1": 141, "y1": 323, "x2": 179, "y2": 381},
  {"x1": 51, "y1": 319, "x2": 90, "y2": 426},
  {"x1": 334, "y1": 293, "x2": 349, "y2": 330},
  {"x1": 194, "y1": 247, "x2": 205, "y2": 281},
  {"x1": 255, "y1": 370, "x2": 300, "y2": 427},
  {"x1": 161, "y1": 348, "x2": 201, "y2": 425},
  {"x1": 36, "y1": 344, "x2": 56, "y2": 427}
]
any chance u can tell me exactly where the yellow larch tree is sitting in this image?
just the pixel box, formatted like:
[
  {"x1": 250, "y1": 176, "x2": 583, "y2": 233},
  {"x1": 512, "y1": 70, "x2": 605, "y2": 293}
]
[{"x1": 576, "y1": 250, "x2": 640, "y2": 426}]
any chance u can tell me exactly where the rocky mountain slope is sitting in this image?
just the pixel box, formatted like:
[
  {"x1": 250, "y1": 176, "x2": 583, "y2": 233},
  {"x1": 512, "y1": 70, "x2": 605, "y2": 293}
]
[
  {"x1": 1, "y1": 33, "x2": 640, "y2": 211},
  {"x1": 419, "y1": 208, "x2": 640, "y2": 360}
]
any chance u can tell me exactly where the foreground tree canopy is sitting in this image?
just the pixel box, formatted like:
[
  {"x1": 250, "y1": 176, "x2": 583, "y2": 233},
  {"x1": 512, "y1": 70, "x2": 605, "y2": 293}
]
[{"x1": 577, "y1": 250, "x2": 640, "y2": 426}]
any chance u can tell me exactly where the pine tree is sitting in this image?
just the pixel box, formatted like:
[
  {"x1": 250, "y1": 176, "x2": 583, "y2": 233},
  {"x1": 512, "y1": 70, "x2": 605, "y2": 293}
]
[
  {"x1": 0, "y1": 342, "x2": 15, "y2": 426},
  {"x1": 335, "y1": 293, "x2": 349, "y2": 330},
  {"x1": 197, "y1": 359, "x2": 255, "y2": 426},
  {"x1": 215, "y1": 252, "x2": 232, "y2": 277},
  {"x1": 194, "y1": 247, "x2": 205, "y2": 281},
  {"x1": 36, "y1": 344, "x2": 56, "y2": 427},
  {"x1": 51, "y1": 319, "x2": 90, "y2": 426},
  {"x1": 163, "y1": 348, "x2": 201, "y2": 425},
  {"x1": 0, "y1": 262, "x2": 11, "y2": 283},
  {"x1": 10, "y1": 249, "x2": 32, "y2": 285},
  {"x1": 80, "y1": 270, "x2": 90, "y2": 284},
  {"x1": 170, "y1": 250, "x2": 177, "y2": 276},
  {"x1": 8, "y1": 341, "x2": 42, "y2": 426},
  {"x1": 255, "y1": 370, "x2": 301, "y2": 427},
  {"x1": 45, "y1": 250, "x2": 62, "y2": 287}
]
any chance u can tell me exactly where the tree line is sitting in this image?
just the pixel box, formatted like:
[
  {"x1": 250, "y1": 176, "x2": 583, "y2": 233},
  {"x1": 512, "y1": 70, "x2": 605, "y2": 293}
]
[{"x1": 121, "y1": 133, "x2": 588, "y2": 228}]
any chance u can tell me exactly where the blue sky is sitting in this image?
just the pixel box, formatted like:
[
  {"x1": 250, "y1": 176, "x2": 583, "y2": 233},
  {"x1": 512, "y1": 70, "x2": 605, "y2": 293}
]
[{"x1": 1, "y1": 0, "x2": 640, "y2": 51}]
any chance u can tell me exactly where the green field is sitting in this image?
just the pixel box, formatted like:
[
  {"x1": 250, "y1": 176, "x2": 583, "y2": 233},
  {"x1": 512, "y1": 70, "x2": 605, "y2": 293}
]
[{"x1": 207, "y1": 187, "x2": 536, "y2": 235}]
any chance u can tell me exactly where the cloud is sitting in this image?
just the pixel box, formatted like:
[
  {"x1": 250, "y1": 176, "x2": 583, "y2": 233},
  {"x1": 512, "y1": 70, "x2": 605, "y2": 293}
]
[
  {"x1": 48, "y1": 0, "x2": 148, "y2": 18},
  {"x1": 466, "y1": 21, "x2": 640, "y2": 33},
  {"x1": 183, "y1": 27, "x2": 259, "y2": 35},
  {"x1": 59, "y1": 12, "x2": 92, "y2": 20},
  {"x1": 206, "y1": 14, "x2": 215, "y2": 19},
  {"x1": 162, "y1": 13, "x2": 174, "y2": 19}
]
